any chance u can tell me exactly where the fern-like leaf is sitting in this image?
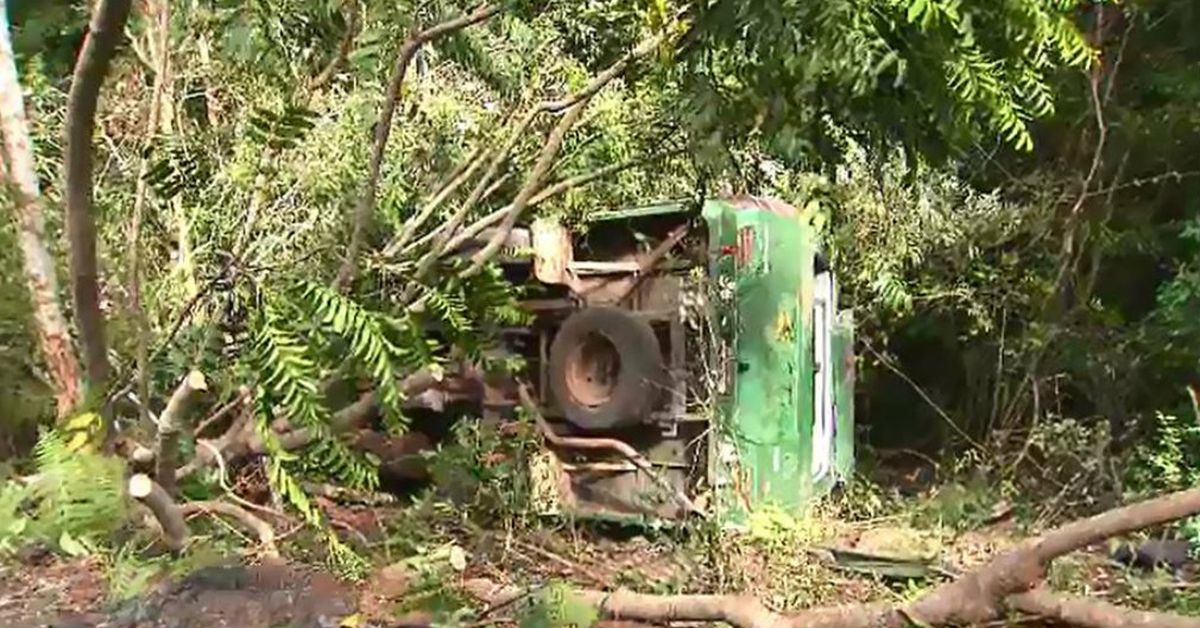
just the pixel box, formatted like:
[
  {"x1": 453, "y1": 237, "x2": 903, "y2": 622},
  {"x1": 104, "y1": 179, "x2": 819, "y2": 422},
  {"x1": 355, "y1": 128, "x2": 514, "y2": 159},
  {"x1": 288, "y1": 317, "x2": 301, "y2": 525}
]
[
  {"x1": 298, "y1": 282, "x2": 417, "y2": 433},
  {"x1": 247, "y1": 303, "x2": 378, "y2": 491}
]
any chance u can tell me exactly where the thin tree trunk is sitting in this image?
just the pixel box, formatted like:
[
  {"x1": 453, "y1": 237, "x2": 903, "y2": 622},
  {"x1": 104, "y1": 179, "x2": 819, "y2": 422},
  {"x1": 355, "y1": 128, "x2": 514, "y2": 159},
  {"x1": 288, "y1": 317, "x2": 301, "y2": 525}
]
[
  {"x1": 64, "y1": 0, "x2": 133, "y2": 401},
  {"x1": 129, "y1": 0, "x2": 171, "y2": 426},
  {"x1": 0, "y1": 0, "x2": 84, "y2": 419}
]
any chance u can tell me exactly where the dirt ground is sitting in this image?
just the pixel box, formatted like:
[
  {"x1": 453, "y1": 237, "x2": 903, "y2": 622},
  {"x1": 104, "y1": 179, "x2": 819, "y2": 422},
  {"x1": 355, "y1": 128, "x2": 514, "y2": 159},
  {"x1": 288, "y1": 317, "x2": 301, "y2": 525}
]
[
  {"x1": 0, "y1": 502, "x2": 1181, "y2": 628},
  {"x1": 0, "y1": 557, "x2": 357, "y2": 628}
]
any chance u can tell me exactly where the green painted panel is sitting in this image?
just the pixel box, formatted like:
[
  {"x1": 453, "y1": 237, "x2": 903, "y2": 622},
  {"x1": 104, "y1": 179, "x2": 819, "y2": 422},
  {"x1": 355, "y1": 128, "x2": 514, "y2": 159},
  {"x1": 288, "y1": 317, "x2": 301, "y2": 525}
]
[{"x1": 704, "y1": 199, "x2": 819, "y2": 524}]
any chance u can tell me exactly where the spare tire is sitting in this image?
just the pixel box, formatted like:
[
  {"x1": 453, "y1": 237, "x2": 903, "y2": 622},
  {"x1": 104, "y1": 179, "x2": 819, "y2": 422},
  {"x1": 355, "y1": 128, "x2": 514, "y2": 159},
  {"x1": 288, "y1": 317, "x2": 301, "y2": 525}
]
[{"x1": 548, "y1": 306, "x2": 668, "y2": 431}]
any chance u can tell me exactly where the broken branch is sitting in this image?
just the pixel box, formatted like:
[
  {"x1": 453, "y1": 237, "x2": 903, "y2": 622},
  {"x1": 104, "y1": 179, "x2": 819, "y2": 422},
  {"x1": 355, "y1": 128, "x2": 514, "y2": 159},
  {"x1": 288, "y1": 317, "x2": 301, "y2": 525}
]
[
  {"x1": 383, "y1": 145, "x2": 488, "y2": 257},
  {"x1": 463, "y1": 486, "x2": 1200, "y2": 628},
  {"x1": 434, "y1": 155, "x2": 653, "y2": 256},
  {"x1": 334, "y1": 2, "x2": 500, "y2": 291},
  {"x1": 462, "y1": 31, "x2": 668, "y2": 275},
  {"x1": 154, "y1": 370, "x2": 209, "y2": 494},
  {"x1": 181, "y1": 500, "x2": 280, "y2": 558},
  {"x1": 129, "y1": 473, "x2": 188, "y2": 551},
  {"x1": 193, "y1": 387, "x2": 251, "y2": 437},
  {"x1": 1008, "y1": 588, "x2": 1200, "y2": 628}
]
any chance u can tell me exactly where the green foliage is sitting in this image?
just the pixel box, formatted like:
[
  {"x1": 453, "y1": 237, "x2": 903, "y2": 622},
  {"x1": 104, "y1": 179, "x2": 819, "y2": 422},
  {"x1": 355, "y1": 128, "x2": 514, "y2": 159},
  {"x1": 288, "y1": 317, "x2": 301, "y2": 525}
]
[
  {"x1": 299, "y1": 282, "x2": 419, "y2": 433},
  {"x1": 246, "y1": 104, "x2": 320, "y2": 151},
  {"x1": 427, "y1": 419, "x2": 538, "y2": 527},
  {"x1": 685, "y1": 0, "x2": 1095, "y2": 166},
  {"x1": 1128, "y1": 411, "x2": 1200, "y2": 544},
  {"x1": 518, "y1": 581, "x2": 600, "y2": 628},
  {"x1": 143, "y1": 140, "x2": 209, "y2": 202},
  {"x1": 245, "y1": 299, "x2": 378, "y2": 491},
  {"x1": 0, "y1": 430, "x2": 127, "y2": 555},
  {"x1": 412, "y1": 261, "x2": 532, "y2": 359}
]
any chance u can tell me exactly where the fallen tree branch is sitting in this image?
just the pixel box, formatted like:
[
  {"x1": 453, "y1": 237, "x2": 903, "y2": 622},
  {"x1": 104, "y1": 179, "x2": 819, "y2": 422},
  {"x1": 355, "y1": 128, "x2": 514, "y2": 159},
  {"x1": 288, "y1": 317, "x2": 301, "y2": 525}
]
[
  {"x1": 516, "y1": 382, "x2": 704, "y2": 518},
  {"x1": 193, "y1": 387, "x2": 251, "y2": 437},
  {"x1": 460, "y1": 99, "x2": 588, "y2": 277},
  {"x1": 464, "y1": 485, "x2": 1200, "y2": 628},
  {"x1": 382, "y1": 145, "x2": 488, "y2": 257},
  {"x1": 128, "y1": 473, "x2": 188, "y2": 551},
  {"x1": 402, "y1": 106, "x2": 539, "y2": 296},
  {"x1": 1009, "y1": 588, "x2": 1200, "y2": 628},
  {"x1": 333, "y1": 2, "x2": 500, "y2": 291},
  {"x1": 180, "y1": 499, "x2": 280, "y2": 558},
  {"x1": 175, "y1": 402, "x2": 254, "y2": 481},
  {"x1": 462, "y1": 31, "x2": 669, "y2": 276},
  {"x1": 154, "y1": 370, "x2": 208, "y2": 495},
  {"x1": 175, "y1": 364, "x2": 480, "y2": 480},
  {"x1": 432, "y1": 155, "x2": 654, "y2": 257}
]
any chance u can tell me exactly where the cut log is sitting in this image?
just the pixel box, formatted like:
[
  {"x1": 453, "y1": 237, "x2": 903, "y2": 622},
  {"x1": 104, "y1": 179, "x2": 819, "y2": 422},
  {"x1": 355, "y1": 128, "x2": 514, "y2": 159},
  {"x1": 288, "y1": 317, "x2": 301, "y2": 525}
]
[
  {"x1": 128, "y1": 473, "x2": 187, "y2": 551},
  {"x1": 155, "y1": 370, "x2": 208, "y2": 494}
]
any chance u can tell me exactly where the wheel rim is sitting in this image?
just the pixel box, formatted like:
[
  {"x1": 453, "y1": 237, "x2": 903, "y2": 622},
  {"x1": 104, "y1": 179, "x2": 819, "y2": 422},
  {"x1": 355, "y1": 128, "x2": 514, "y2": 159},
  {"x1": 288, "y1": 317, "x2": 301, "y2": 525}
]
[{"x1": 564, "y1": 331, "x2": 621, "y2": 408}]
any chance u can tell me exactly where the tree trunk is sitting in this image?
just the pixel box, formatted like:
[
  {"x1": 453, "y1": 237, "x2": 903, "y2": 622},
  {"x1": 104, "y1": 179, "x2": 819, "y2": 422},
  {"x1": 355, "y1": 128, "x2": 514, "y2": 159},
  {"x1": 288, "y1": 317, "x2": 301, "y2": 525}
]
[
  {"x1": 0, "y1": 0, "x2": 84, "y2": 419},
  {"x1": 64, "y1": 0, "x2": 133, "y2": 400},
  {"x1": 128, "y1": 0, "x2": 172, "y2": 430}
]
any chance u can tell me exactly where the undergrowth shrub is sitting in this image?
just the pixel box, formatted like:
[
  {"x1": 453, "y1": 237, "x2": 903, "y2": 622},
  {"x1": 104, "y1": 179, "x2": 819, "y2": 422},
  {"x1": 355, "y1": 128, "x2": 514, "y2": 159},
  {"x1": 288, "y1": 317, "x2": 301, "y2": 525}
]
[
  {"x1": 1127, "y1": 409, "x2": 1200, "y2": 544},
  {"x1": 427, "y1": 418, "x2": 538, "y2": 528},
  {"x1": 0, "y1": 430, "x2": 127, "y2": 556}
]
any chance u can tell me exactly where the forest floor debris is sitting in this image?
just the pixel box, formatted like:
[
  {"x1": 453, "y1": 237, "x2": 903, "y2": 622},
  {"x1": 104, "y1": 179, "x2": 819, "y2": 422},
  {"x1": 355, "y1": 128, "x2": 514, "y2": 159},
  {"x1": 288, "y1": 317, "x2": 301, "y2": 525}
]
[{"x1": 2, "y1": 487, "x2": 1197, "y2": 627}]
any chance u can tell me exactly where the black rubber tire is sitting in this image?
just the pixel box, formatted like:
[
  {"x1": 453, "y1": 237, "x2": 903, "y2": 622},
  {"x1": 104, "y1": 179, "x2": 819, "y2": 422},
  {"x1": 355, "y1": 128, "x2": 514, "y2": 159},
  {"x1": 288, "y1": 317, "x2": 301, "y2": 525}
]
[{"x1": 548, "y1": 306, "x2": 668, "y2": 431}]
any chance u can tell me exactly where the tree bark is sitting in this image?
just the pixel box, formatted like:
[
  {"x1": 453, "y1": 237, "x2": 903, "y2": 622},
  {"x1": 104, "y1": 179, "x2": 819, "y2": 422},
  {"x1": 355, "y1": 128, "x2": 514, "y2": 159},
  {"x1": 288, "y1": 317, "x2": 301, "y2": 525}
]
[
  {"x1": 333, "y1": 3, "x2": 500, "y2": 292},
  {"x1": 465, "y1": 487, "x2": 1200, "y2": 628},
  {"x1": 0, "y1": 0, "x2": 84, "y2": 419},
  {"x1": 468, "y1": 489, "x2": 1200, "y2": 624},
  {"x1": 154, "y1": 370, "x2": 208, "y2": 495},
  {"x1": 64, "y1": 0, "x2": 133, "y2": 400},
  {"x1": 129, "y1": 473, "x2": 187, "y2": 551}
]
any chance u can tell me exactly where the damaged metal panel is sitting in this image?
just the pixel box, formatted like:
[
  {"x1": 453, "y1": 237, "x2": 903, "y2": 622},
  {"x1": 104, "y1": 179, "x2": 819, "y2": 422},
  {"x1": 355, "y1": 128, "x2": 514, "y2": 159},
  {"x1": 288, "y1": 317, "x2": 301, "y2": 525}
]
[{"x1": 704, "y1": 198, "x2": 818, "y2": 523}]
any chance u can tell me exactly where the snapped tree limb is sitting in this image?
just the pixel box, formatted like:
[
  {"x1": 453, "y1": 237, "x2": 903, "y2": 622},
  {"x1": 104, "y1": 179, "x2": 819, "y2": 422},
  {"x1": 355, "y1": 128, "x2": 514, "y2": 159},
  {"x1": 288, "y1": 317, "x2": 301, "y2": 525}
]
[
  {"x1": 129, "y1": 473, "x2": 188, "y2": 551},
  {"x1": 383, "y1": 145, "x2": 488, "y2": 257},
  {"x1": 464, "y1": 487, "x2": 1200, "y2": 628},
  {"x1": 433, "y1": 155, "x2": 656, "y2": 257},
  {"x1": 462, "y1": 31, "x2": 670, "y2": 276},
  {"x1": 334, "y1": 2, "x2": 500, "y2": 291},
  {"x1": 154, "y1": 370, "x2": 208, "y2": 495}
]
